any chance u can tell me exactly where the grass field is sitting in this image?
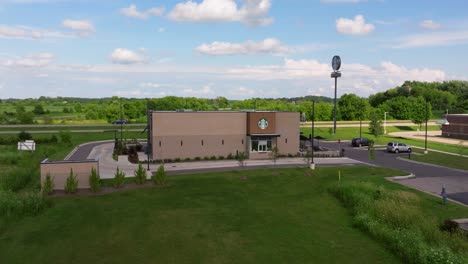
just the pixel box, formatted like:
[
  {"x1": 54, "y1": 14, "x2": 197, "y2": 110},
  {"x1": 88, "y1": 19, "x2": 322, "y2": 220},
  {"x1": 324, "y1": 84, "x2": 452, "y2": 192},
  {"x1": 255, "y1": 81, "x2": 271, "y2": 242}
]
[
  {"x1": 402, "y1": 149, "x2": 468, "y2": 171},
  {"x1": 1, "y1": 166, "x2": 468, "y2": 264}
]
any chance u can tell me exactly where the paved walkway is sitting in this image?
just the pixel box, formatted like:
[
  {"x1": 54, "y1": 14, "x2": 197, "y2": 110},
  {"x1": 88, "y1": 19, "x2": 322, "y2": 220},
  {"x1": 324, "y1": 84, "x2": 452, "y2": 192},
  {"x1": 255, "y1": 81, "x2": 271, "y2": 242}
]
[{"x1": 85, "y1": 142, "x2": 368, "y2": 179}]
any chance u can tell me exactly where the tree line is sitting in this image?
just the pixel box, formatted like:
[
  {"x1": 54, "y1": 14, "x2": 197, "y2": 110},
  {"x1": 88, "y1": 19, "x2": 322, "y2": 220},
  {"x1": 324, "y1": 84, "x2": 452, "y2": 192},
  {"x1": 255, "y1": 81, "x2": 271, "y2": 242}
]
[{"x1": 0, "y1": 80, "x2": 466, "y2": 125}]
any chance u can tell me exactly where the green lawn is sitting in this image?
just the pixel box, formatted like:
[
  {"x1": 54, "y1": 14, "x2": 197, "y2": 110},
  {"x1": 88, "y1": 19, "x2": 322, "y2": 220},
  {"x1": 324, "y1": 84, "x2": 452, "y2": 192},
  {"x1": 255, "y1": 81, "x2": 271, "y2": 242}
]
[
  {"x1": 402, "y1": 149, "x2": 468, "y2": 171},
  {"x1": 1, "y1": 167, "x2": 468, "y2": 264}
]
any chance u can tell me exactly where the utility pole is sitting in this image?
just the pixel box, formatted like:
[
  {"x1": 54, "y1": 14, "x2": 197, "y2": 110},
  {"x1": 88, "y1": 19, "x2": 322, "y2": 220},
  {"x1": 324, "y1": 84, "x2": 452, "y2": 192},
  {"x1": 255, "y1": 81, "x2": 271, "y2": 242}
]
[
  {"x1": 310, "y1": 100, "x2": 315, "y2": 170},
  {"x1": 359, "y1": 102, "x2": 362, "y2": 139},
  {"x1": 120, "y1": 98, "x2": 123, "y2": 147},
  {"x1": 384, "y1": 112, "x2": 388, "y2": 135},
  {"x1": 424, "y1": 101, "x2": 428, "y2": 154}
]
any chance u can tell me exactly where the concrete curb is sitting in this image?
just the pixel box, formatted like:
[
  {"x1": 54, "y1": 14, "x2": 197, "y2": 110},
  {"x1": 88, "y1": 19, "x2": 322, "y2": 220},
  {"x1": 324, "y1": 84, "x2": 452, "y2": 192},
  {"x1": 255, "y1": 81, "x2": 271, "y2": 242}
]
[
  {"x1": 389, "y1": 173, "x2": 416, "y2": 180},
  {"x1": 396, "y1": 156, "x2": 467, "y2": 173},
  {"x1": 64, "y1": 140, "x2": 114, "y2": 160}
]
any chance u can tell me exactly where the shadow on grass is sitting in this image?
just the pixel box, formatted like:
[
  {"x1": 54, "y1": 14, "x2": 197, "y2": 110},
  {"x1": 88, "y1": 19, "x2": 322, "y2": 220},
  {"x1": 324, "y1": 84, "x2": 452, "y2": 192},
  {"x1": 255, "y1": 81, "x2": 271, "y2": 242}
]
[{"x1": 394, "y1": 126, "x2": 414, "y2": 131}]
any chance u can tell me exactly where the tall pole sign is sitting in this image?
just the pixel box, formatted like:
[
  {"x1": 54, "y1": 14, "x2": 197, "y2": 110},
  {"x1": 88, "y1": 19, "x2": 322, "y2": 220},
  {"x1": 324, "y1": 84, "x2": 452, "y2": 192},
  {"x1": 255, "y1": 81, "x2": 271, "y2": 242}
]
[{"x1": 331, "y1": 55, "x2": 341, "y2": 135}]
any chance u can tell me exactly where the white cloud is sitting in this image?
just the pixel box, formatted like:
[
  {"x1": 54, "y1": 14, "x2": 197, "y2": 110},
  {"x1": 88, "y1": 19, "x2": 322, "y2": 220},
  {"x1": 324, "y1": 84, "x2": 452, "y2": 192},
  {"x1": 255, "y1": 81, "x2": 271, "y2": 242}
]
[
  {"x1": 158, "y1": 27, "x2": 166, "y2": 33},
  {"x1": 110, "y1": 48, "x2": 147, "y2": 64},
  {"x1": 420, "y1": 20, "x2": 441, "y2": 30},
  {"x1": 62, "y1": 19, "x2": 95, "y2": 35},
  {"x1": 120, "y1": 4, "x2": 165, "y2": 19},
  {"x1": 336, "y1": 15, "x2": 375, "y2": 35},
  {"x1": 196, "y1": 38, "x2": 289, "y2": 55},
  {"x1": 391, "y1": 31, "x2": 468, "y2": 48},
  {"x1": 139, "y1": 82, "x2": 161, "y2": 88},
  {"x1": 168, "y1": 0, "x2": 273, "y2": 27},
  {"x1": 0, "y1": 24, "x2": 69, "y2": 40},
  {"x1": 321, "y1": 0, "x2": 367, "y2": 2},
  {"x1": 4, "y1": 53, "x2": 54, "y2": 67},
  {"x1": 229, "y1": 86, "x2": 255, "y2": 96},
  {"x1": 183, "y1": 84, "x2": 214, "y2": 97},
  {"x1": 115, "y1": 90, "x2": 143, "y2": 97}
]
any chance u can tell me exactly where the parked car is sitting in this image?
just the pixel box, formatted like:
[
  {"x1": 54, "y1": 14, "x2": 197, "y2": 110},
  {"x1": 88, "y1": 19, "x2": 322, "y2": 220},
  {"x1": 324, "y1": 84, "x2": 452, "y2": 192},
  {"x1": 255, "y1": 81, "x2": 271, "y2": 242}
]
[
  {"x1": 112, "y1": 119, "x2": 128, "y2": 125},
  {"x1": 387, "y1": 142, "x2": 412, "y2": 153},
  {"x1": 351, "y1": 137, "x2": 370, "y2": 147}
]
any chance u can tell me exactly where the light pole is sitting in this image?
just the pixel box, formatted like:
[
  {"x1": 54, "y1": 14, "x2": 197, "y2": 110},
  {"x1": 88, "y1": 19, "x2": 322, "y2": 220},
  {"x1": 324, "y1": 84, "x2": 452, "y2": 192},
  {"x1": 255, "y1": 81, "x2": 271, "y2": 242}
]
[
  {"x1": 331, "y1": 55, "x2": 341, "y2": 135},
  {"x1": 359, "y1": 103, "x2": 363, "y2": 139},
  {"x1": 311, "y1": 100, "x2": 315, "y2": 169},
  {"x1": 146, "y1": 101, "x2": 151, "y2": 171},
  {"x1": 424, "y1": 101, "x2": 428, "y2": 154},
  {"x1": 384, "y1": 112, "x2": 388, "y2": 135}
]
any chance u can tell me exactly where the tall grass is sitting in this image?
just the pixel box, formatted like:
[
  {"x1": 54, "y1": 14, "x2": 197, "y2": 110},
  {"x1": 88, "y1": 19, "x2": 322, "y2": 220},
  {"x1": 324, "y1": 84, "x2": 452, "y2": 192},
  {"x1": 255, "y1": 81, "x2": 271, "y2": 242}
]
[
  {"x1": 329, "y1": 182, "x2": 468, "y2": 264},
  {"x1": 0, "y1": 190, "x2": 48, "y2": 217}
]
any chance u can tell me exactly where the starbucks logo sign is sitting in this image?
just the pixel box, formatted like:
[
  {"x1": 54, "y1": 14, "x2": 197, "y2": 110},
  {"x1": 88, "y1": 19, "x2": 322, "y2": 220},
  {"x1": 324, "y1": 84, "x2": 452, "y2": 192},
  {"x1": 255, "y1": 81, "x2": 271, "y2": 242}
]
[{"x1": 258, "y1": 118, "x2": 268, "y2": 129}]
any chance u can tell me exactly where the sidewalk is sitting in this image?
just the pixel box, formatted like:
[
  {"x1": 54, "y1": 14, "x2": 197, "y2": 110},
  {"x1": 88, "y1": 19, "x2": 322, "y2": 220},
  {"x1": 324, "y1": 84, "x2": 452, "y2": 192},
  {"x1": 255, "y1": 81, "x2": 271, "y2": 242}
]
[{"x1": 88, "y1": 143, "x2": 368, "y2": 179}]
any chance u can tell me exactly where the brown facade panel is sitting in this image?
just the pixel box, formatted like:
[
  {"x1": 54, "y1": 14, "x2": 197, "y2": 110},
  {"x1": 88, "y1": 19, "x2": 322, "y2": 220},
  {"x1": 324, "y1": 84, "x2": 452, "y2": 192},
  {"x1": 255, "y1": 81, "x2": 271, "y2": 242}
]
[
  {"x1": 40, "y1": 160, "x2": 98, "y2": 190},
  {"x1": 275, "y1": 112, "x2": 300, "y2": 156},
  {"x1": 247, "y1": 112, "x2": 276, "y2": 135},
  {"x1": 442, "y1": 114, "x2": 468, "y2": 140}
]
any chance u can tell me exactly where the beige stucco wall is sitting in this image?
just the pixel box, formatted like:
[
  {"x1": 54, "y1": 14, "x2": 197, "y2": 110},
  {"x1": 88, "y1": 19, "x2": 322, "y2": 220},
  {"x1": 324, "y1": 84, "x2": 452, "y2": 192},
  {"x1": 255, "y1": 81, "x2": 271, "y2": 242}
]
[
  {"x1": 152, "y1": 112, "x2": 247, "y2": 160},
  {"x1": 151, "y1": 111, "x2": 299, "y2": 160},
  {"x1": 275, "y1": 112, "x2": 300, "y2": 156},
  {"x1": 40, "y1": 160, "x2": 98, "y2": 190}
]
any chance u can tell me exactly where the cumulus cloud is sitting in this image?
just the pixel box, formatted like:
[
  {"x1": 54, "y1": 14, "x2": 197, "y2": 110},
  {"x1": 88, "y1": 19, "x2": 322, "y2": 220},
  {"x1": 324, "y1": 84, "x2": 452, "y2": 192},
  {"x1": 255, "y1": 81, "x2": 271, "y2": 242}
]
[
  {"x1": 420, "y1": 20, "x2": 441, "y2": 30},
  {"x1": 391, "y1": 31, "x2": 468, "y2": 48},
  {"x1": 110, "y1": 48, "x2": 147, "y2": 64},
  {"x1": 139, "y1": 82, "x2": 161, "y2": 88},
  {"x1": 229, "y1": 86, "x2": 255, "y2": 96},
  {"x1": 168, "y1": 0, "x2": 273, "y2": 27},
  {"x1": 336, "y1": 15, "x2": 375, "y2": 35},
  {"x1": 183, "y1": 84, "x2": 214, "y2": 96},
  {"x1": 4, "y1": 53, "x2": 55, "y2": 67},
  {"x1": 62, "y1": 19, "x2": 95, "y2": 36},
  {"x1": 196, "y1": 38, "x2": 289, "y2": 55},
  {"x1": 0, "y1": 24, "x2": 69, "y2": 40},
  {"x1": 120, "y1": 4, "x2": 165, "y2": 19}
]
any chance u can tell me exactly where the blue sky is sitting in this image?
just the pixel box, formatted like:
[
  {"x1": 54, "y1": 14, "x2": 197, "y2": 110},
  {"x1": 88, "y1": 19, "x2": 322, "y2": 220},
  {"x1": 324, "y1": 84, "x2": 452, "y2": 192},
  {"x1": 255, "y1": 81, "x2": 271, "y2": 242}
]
[{"x1": 1, "y1": 0, "x2": 467, "y2": 99}]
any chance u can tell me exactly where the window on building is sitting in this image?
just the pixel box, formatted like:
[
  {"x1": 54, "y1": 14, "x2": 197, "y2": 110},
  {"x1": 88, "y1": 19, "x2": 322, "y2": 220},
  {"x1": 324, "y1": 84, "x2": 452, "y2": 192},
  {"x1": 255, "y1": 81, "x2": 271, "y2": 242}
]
[
  {"x1": 242, "y1": 139, "x2": 244, "y2": 145},
  {"x1": 181, "y1": 140, "x2": 183, "y2": 146},
  {"x1": 250, "y1": 136, "x2": 272, "y2": 152},
  {"x1": 159, "y1": 141, "x2": 161, "y2": 147},
  {"x1": 202, "y1": 140, "x2": 204, "y2": 146},
  {"x1": 285, "y1": 138, "x2": 288, "y2": 144},
  {"x1": 222, "y1": 139, "x2": 224, "y2": 145}
]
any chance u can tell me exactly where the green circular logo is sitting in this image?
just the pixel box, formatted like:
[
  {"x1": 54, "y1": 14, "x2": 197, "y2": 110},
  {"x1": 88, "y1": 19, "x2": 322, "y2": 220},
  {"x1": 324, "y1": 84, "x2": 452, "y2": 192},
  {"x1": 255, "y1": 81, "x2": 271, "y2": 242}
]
[{"x1": 258, "y1": 118, "x2": 268, "y2": 129}]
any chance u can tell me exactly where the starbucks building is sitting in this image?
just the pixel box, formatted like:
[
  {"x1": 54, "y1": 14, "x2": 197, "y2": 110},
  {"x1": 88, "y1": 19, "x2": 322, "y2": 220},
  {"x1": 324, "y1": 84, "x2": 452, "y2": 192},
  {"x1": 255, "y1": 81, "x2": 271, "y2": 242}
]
[{"x1": 149, "y1": 111, "x2": 299, "y2": 160}]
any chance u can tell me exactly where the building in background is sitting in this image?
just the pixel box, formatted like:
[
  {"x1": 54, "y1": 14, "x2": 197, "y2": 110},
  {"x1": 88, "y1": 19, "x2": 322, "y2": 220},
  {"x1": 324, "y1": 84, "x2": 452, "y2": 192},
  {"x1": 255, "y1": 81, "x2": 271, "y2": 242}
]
[
  {"x1": 148, "y1": 111, "x2": 299, "y2": 160},
  {"x1": 441, "y1": 114, "x2": 468, "y2": 140}
]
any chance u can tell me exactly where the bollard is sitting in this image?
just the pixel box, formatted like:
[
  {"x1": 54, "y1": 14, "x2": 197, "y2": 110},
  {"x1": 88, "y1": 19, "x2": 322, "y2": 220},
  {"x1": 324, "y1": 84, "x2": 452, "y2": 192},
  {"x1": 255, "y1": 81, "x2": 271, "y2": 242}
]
[
  {"x1": 441, "y1": 185, "x2": 447, "y2": 205},
  {"x1": 408, "y1": 151, "x2": 411, "y2": 160}
]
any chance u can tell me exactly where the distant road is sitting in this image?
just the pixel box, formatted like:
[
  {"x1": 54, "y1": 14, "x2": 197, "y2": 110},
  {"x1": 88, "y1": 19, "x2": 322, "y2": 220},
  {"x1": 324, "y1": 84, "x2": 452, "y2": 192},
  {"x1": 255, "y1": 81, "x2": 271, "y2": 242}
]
[{"x1": 0, "y1": 129, "x2": 145, "y2": 134}]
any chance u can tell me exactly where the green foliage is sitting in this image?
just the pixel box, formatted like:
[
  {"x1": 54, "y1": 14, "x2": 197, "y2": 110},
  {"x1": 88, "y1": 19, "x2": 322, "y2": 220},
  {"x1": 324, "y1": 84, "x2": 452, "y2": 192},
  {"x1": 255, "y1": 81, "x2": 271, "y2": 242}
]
[
  {"x1": 33, "y1": 104, "x2": 46, "y2": 115},
  {"x1": 269, "y1": 146, "x2": 279, "y2": 165},
  {"x1": 330, "y1": 182, "x2": 467, "y2": 264},
  {"x1": 88, "y1": 167, "x2": 100, "y2": 192},
  {"x1": 368, "y1": 109, "x2": 384, "y2": 137},
  {"x1": 18, "y1": 131, "x2": 32, "y2": 141},
  {"x1": 65, "y1": 168, "x2": 78, "y2": 194},
  {"x1": 0, "y1": 190, "x2": 47, "y2": 217},
  {"x1": 113, "y1": 167, "x2": 125, "y2": 188},
  {"x1": 236, "y1": 152, "x2": 247, "y2": 167},
  {"x1": 42, "y1": 173, "x2": 54, "y2": 195},
  {"x1": 152, "y1": 165, "x2": 167, "y2": 186},
  {"x1": 134, "y1": 163, "x2": 146, "y2": 185},
  {"x1": 338, "y1": 94, "x2": 370, "y2": 121},
  {"x1": 58, "y1": 130, "x2": 72, "y2": 146},
  {"x1": 410, "y1": 97, "x2": 432, "y2": 128},
  {"x1": 16, "y1": 111, "x2": 35, "y2": 124},
  {"x1": 1, "y1": 167, "x2": 36, "y2": 192}
]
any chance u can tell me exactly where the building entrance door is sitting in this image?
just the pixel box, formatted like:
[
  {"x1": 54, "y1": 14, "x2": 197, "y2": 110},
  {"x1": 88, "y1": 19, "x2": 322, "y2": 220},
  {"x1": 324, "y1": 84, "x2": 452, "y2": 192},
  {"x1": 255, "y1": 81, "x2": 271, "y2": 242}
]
[{"x1": 258, "y1": 140, "x2": 267, "y2": 152}]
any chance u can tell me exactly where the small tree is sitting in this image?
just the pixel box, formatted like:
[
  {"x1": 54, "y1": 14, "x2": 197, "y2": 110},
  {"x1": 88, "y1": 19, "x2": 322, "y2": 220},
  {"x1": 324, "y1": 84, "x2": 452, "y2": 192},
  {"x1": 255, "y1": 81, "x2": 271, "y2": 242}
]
[
  {"x1": 18, "y1": 131, "x2": 32, "y2": 141},
  {"x1": 42, "y1": 173, "x2": 55, "y2": 195},
  {"x1": 236, "y1": 152, "x2": 247, "y2": 167},
  {"x1": 134, "y1": 163, "x2": 147, "y2": 185},
  {"x1": 65, "y1": 168, "x2": 78, "y2": 193},
  {"x1": 152, "y1": 165, "x2": 167, "y2": 186},
  {"x1": 269, "y1": 146, "x2": 279, "y2": 166},
  {"x1": 88, "y1": 167, "x2": 101, "y2": 192},
  {"x1": 113, "y1": 167, "x2": 125, "y2": 188},
  {"x1": 368, "y1": 109, "x2": 384, "y2": 137},
  {"x1": 59, "y1": 130, "x2": 72, "y2": 146}
]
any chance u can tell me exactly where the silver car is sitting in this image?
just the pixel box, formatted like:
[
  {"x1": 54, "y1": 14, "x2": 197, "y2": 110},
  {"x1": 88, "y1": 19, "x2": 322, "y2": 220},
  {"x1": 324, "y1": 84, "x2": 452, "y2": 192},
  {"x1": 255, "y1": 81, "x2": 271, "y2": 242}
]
[{"x1": 387, "y1": 142, "x2": 412, "y2": 153}]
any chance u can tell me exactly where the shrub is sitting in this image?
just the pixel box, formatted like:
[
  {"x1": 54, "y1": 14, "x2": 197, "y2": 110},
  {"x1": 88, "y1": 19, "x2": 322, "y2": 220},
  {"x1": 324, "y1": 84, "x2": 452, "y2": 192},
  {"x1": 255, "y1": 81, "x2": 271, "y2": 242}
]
[
  {"x1": 64, "y1": 168, "x2": 78, "y2": 194},
  {"x1": 58, "y1": 130, "x2": 72, "y2": 146},
  {"x1": 18, "y1": 131, "x2": 32, "y2": 141},
  {"x1": 227, "y1": 153, "x2": 234, "y2": 159},
  {"x1": 88, "y1": 167, "x2": 100, "y2": 192},
  {"x1": 134, "y1": 163, "x2": 146, "y2": 185},
  {"x1": 194, "y1": 157, "x2": 201, "y2": 161},
  {"x1": 152, "y1": 165, "x2": 167, "y2": 186},
  {"x1": 113, "y1": 167, "x2": 125, "y2": 188},
  {"x1": 210, "y1": 155, "x2": 216, "y2": 160},
  {"x1": 174, "y1": 158, "x2": 181, "y2": 162},
  {"x1": 42, "y1": 173, "x2": 54, "y2": 195},
  {"x1": 184, "y1": 157, "x2": 191, "y2": 162},
  {"x1": 0, "y1": 190, "x2": 47, "y2": 217},
  {"x1": 204, "y1": 156, "x2": 210, "y2": 160},
  {"x1": 218, "y1": 155, "x2": 225, "y2": 160},
  {"x1": 1, "y1": 167, "x2": 35, "y2": 192},
  {"x1": 236, "y1": 152, "x2": 247, "y2": 167}
]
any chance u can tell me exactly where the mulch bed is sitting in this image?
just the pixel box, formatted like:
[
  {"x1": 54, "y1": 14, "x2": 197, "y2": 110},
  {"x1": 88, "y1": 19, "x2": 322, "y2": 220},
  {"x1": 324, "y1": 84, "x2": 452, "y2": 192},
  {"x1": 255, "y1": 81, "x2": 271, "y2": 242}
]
[{"x1": 48, "y1": 182, "x2": 165, "y2": 198}]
